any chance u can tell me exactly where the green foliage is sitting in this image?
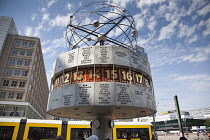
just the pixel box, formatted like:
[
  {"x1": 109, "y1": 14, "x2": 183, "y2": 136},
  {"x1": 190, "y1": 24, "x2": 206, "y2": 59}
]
[{"x1": 204, "y1": 119, "x2": 210, "y2": 128}]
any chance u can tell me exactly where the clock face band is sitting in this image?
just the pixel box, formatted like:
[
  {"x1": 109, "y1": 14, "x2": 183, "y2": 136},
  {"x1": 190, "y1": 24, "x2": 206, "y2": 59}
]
[{"x1": 53, "y1": 67, "x2": 151, "y2": 90}]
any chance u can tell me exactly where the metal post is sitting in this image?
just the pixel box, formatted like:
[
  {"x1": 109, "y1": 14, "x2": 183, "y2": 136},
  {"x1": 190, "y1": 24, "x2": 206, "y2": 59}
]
[
  {"x1": 152, "y1": 114, "x2": 158, "y2": 140},
  {"x1": 174, "y1": 95, "x2": 185, "y2": 137}
]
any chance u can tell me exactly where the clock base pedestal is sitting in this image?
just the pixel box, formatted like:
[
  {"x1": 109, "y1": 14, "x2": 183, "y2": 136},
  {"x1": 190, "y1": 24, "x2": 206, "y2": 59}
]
[{"x1": 92, "y1": 115, "x2": 113, "y2": 140}]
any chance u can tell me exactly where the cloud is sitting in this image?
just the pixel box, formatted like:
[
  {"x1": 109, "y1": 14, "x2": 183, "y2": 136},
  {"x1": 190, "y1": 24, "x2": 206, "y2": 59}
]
[
  {"x1": 31, "y1": 14, "x2": 37, "y2": 21},
  {"x1": 24, "y1": 26, "x2": 33, "y2": 36},
  {"x1": 148, "y1": 44, "x2": 210, "y2": 67},
  {"x1": 49, "y1": 14, "x2": 71, "y2": 28},
  {"x1": 188, "y1": 0, "x2": 208, "y2": 15},
  {"x1": 42, "y1": 40, "x2": 50, "y2": 46},
  {"x1": 188, "y1": 34, "x2": 198, "y2": 44},
  {"x1": 65, "y1": 2, "x2": 72, "y2": 11},
  {"x1": 42, "y1": 46, "x2": 53, "y2": 54},
  {"x1": 203, "y1": 18, "x2": 210, "y2": 37},
  {"x1": 24, "y1": 24, "x2": 43, "y2": 37},
  {"x1": 47, "y1": 0, "x2": 57, "y2": 8},
  {"x1": 197, "y1": 3, "x2": 210, "y2": 16},
  {"x1": 42, "y1": 38, "x2": 66, "y2": 55},
  {"x1": 42, "y1": 13, "x2": 50, "y2": 22},
  {"x1": 133, "y1": 13, "x2": 144, "y2": 30},
  {"x1": 158, "y1": 19, "x2": 178, "y2": 41},
  {"x1": 174, "y1": 74, "x2": 210, "y2": 81},
  {"x1": 41, "y1": 7, "x2": 47, "y2": 13},
  {"x1": 108, "y1": 0, "x2": 131, "y2": 8},
  {"x1": 136, "y1": 0, "x2": 166, "y2": 8},
  {"x1": 177, "y1": 23, "x2": 196, "y2": 38},
  {"x1": 147, "y1": 16, "x2": 157, "y2": 30}
]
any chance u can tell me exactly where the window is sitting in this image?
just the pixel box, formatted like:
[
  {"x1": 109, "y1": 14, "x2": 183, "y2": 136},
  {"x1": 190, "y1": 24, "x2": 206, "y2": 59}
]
[
  {"x1": 19, "y1": 81, "x2": 26, "y2": 88},
  {"x1": 19, "y1": 50, "x2": 25, "y2": 56},
  {"x1": 15, "y1": 40, "x2": 21, "y2": 45},
  {"x1": 11, "y1": 49, "x2": 18, "y2": 55},
  {"x1": 28, "y1": 127, "x2": 58, "y2": 139},
  {"x1": 16, "y1": 93, "x2": 23, "y2": 99},
  {"x1": 27, "y1": 51, "x2": 33, "y2": 56},
  {"x1": 24, "y1": 60, "x2": 30, "y2": 66},
  {"x1": 22, "y1": 41, "x2": 28, "y2": 46},
  {"x1": 14, "y1": 70, "x2": 20, "y2": 76},
  {"x1": 22, "y1": 70, "x2": 28, "y2": 76},
  {"x1": 3, "y1": 80, "x2": 9, "y2": 86},
  {"x1": 5, "y1": 69, "x2": 13, "y2": 75},
  {"x1": 11, "y1": 81, "x2": 17, "y2": 87},
  {"x1": 29, "y1": 42, "x2": 35, "y2": 47},
  {"x1": 0, "y1": 92, "x2": 6, "y2": 98},
  {"x1": 71, "y1": 128, "x2": 92, "y2": 140},
  {"x1": 8, "y1": 92, "x2": 14, "y2": 99},
  {"x1": 116, "y1": 128, "x2": 149, "y2": 139},
  {"x1": 17, "y1": 60, "x2": 23, "y2": 65},
  {"x1": 8, "y1": 59, "x2": 15, "y2": 65}
]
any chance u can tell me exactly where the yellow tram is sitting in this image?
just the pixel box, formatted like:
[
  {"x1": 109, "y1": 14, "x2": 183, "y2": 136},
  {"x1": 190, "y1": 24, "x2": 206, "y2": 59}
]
[{"x1": 0, "y1": 118, "x2": 153, "y2": 140}]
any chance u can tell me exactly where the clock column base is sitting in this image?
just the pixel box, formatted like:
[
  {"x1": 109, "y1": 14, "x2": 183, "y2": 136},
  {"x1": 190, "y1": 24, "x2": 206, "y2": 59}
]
[{"x1": 92, "y1": 115, "x2": 113, "y2": 140}]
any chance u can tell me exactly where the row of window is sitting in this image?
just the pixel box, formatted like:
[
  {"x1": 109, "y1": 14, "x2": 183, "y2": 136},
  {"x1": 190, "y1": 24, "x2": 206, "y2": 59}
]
[
  {"x1": 15, "y1": 40, "x2": 35, "y2": 47},
  {"x1": 8, "y1": 58, "x2": 31, "y2": 66},
  {"x1": 2, "y1": 80, "x2": 26, "y2": 88},
  {"x1": 5, "y1": 69, "x2": 28, "y2": 77},
  {"x1": 0, "y1": 105, "x2": 26, "y2": 117},
  {"x1": 11, "y1": 49, "x2": 33, "y2": 56},
  {"x1": 0, "y1": 92, "x2": 23, "y2": 99}
]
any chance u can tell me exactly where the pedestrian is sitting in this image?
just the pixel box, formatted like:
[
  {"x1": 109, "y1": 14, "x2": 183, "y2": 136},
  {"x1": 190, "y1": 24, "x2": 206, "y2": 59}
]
[
  {"x1": 30, "y1": 128, "x2": 43, "y2": 140},
  {"x1": 126, "y1": 132, "x2": 131, "y2": 140},
  {"x1": 140, "y1": 134, "x2": 147, "y2": 140},
  {"x1": 78, "y1": 133, "x2": 85, "y2": 140},
  {"x1": 85, "y1": 135, "x2": 98, "y2": 140},
  {"x1": 197, "y1": 130, "x2": 199, "y2": 138},
  {"x1": 179, "y1": 137, "x2": 187, "y2": 140},
  {"x1": 55, "y1": 135, "x2": 65, "y2": 140}
]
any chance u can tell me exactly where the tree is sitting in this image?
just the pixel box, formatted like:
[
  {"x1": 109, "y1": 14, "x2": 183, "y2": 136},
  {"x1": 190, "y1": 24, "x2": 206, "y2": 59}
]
[{"x1": 204, "y1": 119, "x2": 210, "y2": 128}]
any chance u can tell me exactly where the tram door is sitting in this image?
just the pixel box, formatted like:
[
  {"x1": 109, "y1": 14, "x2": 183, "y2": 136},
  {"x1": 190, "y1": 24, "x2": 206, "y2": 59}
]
[{"x1": 0, "y1": 126, "x2": 14, "y2": 140}]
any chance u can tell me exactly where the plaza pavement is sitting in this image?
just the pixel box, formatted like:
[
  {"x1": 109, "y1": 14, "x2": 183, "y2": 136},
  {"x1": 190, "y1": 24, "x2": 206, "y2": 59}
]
[{"x1": 157, "y1": 133, "x2": 210, "y2": 140}]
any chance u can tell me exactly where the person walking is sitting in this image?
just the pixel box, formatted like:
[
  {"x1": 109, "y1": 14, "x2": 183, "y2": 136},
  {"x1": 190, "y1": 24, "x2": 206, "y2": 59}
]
[{"x1": 30, "y1": 128, "x2": 43, "y2": 140}]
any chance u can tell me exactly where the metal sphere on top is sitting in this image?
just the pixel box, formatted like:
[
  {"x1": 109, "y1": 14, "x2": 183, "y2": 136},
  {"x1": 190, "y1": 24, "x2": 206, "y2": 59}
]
[
  {"x1": 93, "y1": 20, "x2": 100, "y2": 27},
  {"x1": 65, "y1": 1, "x2": 138, "y2": 50}
]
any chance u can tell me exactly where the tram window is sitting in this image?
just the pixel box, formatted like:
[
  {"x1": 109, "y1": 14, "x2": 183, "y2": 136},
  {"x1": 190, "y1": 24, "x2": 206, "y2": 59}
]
[
  {"x1": 71, "y1": 128, "x2": 92, "y2": 139},
  {"x1": 28, "y1": 127, "x2": 57, "y2": 139},
  {"x1": 0, "y1": 126, "x2": 14, "y2": 140},
  {"x1": 116, "y1": 128, "x2": 149, "y2": 139}
]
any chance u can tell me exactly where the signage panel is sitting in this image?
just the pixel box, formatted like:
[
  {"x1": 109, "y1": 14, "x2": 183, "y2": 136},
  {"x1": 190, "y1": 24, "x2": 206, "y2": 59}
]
[
  {"x1": 48, "y1": 87, "x2": 62, "y2": 110},
  {"x1": 61, "y1": 84, "x2": 76, "y2": 107},
  {"x1": 95, "y1": 46, "x2": 113, "y2": 64},
  {"x1": 55, "y1": 53, "x2": 65, "y2": 74},
  {"x1": 112, "y1": 46, "x2": 129, "y2": 67},
  {"x1": 131, "y1": 84, "x2": 146, "y2": 107},
  {"x1": 129, "y1": 50, "x2": 141, "y2": 69},
  {"x1": 64, "y1": 49, "x2": 79, "y2": 69},
  {"x1": 115, "y1": 83, "x2": 132, "y2": 106},
  {"x1": 75, "y1": 82, "x2": 95, "y2": 106},
  {"x1": 94, "y1": 82, "x2": 115, "y2": 105},
  {"x1": 78, "y1": 46, "x2": 95, "y2": 65}
]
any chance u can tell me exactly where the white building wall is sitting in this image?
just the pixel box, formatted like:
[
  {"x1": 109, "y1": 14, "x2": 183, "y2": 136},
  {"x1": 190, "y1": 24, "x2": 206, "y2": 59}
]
[{"x1": 0, "y1": 16, "x2": 19, "y2": 56}]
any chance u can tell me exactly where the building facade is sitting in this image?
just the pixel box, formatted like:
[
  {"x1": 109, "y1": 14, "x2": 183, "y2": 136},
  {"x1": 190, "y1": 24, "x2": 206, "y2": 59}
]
[
  {"x1": 188, "y1": 107, "x2": 210, "y2": 119},
  {"x1": 0, "y1": 34, "x2": 49, "y2": 119},
  {"x1": 0, "y1": 16, "x2": 18, "y2": 56}
]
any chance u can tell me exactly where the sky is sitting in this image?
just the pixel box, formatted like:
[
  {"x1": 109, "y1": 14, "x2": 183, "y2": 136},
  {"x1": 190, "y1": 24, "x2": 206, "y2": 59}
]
[{"x1": 0, "y1": 0, "x2": 210, "y2": 116}]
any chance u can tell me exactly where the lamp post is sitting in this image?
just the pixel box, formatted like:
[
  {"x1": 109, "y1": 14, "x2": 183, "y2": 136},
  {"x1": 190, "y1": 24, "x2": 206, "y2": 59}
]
[{"x1": 164, "y1": 120, "x2": 167, "y2": 137}]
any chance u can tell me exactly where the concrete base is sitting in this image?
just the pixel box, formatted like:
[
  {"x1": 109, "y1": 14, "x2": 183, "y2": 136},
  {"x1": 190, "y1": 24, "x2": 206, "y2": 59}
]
[{"x1": 92, "y1": 115, "x2": 113, "y2": 140}]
